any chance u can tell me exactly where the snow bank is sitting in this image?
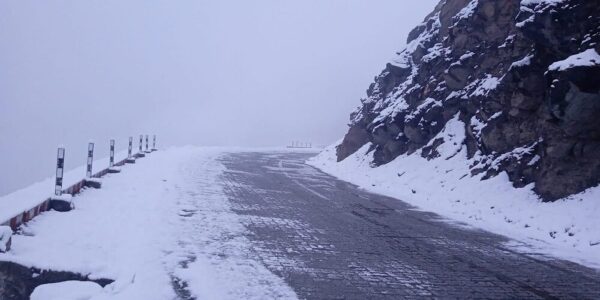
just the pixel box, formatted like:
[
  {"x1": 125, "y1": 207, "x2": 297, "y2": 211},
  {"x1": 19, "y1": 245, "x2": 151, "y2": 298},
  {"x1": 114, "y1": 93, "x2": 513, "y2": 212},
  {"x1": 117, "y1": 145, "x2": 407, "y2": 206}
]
[
  {"x1": 0, "y1": 150, "x2": 128, "y2": 224},
  {"x1": 1, "y1": 148, "x2": 192, "y2": 299},
  {"x1": 309, "y1": 119, "x2": 600, "y2": 269},
  {"x1": 0, "y1": 146, "x2": 298, "y2": 299},
  {"x1": 31, "y1": 281, "x2": 103, "y2": 300}
]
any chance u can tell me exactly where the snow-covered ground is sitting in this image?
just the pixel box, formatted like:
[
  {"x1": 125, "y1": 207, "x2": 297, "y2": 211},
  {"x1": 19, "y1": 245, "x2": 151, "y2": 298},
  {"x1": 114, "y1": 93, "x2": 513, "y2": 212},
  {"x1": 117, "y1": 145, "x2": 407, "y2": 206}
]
[
  {"x1": 309, "y1": 125, "x2": 600, "y2": 269},
  {"x1": 1, "y1": 141, "x2": 597, "y2": 298},
  {"x1": 0, "y1": 150, "x2": 128, "y2": 225},
  {"x1": 0, "y1": 147, "x2": 297, "y2": 299}
]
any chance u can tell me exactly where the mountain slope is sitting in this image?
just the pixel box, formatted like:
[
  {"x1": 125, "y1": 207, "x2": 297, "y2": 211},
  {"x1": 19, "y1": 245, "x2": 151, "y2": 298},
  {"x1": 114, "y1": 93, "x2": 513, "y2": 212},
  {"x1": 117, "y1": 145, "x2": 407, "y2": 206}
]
[{"x1": 336, "y1": 0, "x2": 600, "y2": 201}]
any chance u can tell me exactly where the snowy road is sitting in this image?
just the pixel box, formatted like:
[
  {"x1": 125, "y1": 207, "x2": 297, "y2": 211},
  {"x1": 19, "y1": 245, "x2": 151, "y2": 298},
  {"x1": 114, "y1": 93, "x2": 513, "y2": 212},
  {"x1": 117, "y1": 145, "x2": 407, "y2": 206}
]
[
  {"x1": 2, "y1": 148, "x2": 600, "y2": 299},
  {"x1": 218, "y1": 152, "x2": 600, "y2": 299}
]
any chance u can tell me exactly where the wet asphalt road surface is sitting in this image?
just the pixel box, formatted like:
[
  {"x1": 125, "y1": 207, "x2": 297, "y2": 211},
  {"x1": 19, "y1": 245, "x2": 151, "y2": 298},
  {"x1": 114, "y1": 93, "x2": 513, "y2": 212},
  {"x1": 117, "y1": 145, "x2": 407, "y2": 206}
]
[{"x1": 219, "y1": 152, "x2": 600, "y2": 299}]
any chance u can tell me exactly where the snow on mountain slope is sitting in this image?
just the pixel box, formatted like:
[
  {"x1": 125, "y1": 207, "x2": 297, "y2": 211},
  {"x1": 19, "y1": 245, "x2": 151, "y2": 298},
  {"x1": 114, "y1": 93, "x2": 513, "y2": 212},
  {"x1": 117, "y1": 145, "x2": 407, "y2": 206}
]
[
  {"x1": 309, "y1": 125, "x2": 600, "y2": 268},
  {"x1": 316, "y1": 0, "x2": 600, "y2": 268},
  {"x1": 336, "y1": 0, "x2": 600, "y2": 201}
]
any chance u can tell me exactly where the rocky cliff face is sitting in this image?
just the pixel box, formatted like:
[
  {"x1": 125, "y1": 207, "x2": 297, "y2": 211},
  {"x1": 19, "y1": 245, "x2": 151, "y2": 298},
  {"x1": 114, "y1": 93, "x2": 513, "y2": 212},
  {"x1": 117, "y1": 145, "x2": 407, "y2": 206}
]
[{"x1": 337, "y1": 0, "x2": 600, "y2": 201}]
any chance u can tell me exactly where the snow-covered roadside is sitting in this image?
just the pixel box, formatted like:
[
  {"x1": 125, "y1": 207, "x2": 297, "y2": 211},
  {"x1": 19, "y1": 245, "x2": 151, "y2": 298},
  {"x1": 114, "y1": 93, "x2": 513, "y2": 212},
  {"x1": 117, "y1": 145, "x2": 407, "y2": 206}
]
[
  {"x1": 166, "y1": 149, "x2": 297, "y2": 300},
  {"x1": 308, "y1": 124, "x2": 600, "y2": 269},
  {"x1": 0, "y1": 150, "x2": 129, "y2": 224},
  {"x1": 0, "y1": 146, "x2": 296, "y2": 299}
]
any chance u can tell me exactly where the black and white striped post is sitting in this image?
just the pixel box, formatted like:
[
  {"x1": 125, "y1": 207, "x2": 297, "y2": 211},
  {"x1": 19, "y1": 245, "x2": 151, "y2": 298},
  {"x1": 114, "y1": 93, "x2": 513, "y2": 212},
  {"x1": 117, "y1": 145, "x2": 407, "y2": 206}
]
[
  {"x1": 152, "y1": 135, "x2": 156, "y2": 151},
  {"x1": 84, "y1": 142, "x2": 102, "y2": 188},
  {"x1": 145, "y1": 135, "x2": 149, "y2": 152},
  {"x1": 54, "y1": 147, "x2": 65, "y2": 196},
  {"x1": 128, "y1": 137, "x2": 133, "y2": 158},
  {"x1": 86, "y1": 142, "x2": 94, "y2": 178},
  {"x1": 109, "y1": 139, "x2": 115, "y2": 167},
  {"x1": 126, "y1": 136, "x2": 136, "y2": 163},
  {"x1": 136, "y1": 134, "x2": 145, "y2": 158},
  {"x1": 49, "y1": 146, "x2": 73, "y2": 212},
  {"x1": 108, "y1": 139, "x2": 121, "y2": 173}
]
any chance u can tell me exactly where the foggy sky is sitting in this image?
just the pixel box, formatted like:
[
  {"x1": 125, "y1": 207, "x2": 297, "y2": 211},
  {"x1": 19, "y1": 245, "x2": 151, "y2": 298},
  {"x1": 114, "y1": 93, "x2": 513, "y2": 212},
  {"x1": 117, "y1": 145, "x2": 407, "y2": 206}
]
[{"x1": 0, "y1": 0, "x2": 438, "y2": 196}]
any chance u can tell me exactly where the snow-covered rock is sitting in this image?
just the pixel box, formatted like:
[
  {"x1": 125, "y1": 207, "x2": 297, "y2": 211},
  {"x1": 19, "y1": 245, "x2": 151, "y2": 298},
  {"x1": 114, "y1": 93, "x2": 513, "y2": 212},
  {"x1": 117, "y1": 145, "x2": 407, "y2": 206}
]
[
  {"x1": 335, "y1": 0, "x2": 600, "y2": 201},
  {"x1": 84, "y1": 178, "x2": 102, "y2": 189},
  {"x1": 30, "y1": 281, "x2": 103, "y2": 300},
  {"x1": 49, "y1": 193, "x2": 73, "y2": 212},
  {"x1": 548, "y1": 49, "x2": 600, "y2": 71},
  {"x1": 108, "y1": 167, "x2": 122, "y2": 173}
]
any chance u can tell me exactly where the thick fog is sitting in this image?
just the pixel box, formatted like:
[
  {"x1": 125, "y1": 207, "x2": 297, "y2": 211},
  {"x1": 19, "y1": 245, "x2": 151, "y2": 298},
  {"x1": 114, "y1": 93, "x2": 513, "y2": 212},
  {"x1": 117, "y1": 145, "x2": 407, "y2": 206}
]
[{"x1": 0, "y1": 0, "x2": 437, "y2": 196}]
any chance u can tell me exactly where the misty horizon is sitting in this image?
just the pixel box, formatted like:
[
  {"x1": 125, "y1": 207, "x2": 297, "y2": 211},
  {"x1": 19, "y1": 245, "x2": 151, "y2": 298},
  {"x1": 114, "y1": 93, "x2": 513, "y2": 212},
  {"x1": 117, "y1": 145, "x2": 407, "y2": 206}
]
[
  {"x1": 2, "y1": 1, "x2": 599, "y2": 298},
  {"x1": 0, "y1": 0, "x2": 438, "y2": 196}
]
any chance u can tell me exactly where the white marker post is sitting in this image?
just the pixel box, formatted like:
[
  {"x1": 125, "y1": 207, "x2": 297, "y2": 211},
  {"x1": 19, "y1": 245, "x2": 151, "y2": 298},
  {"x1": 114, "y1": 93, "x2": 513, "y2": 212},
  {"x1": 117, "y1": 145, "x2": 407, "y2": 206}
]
[
  {"x1": 86, "y1": 142, "x2": 94, "y2": 178},
  {"x1": 152, "y1": 135, "x2": 156, "y2": 151},
  {"x1": 50, "y1": 146, "x2": 73, "y2": 212},
  {"x1": 126, "y1": 137, "x2": 136, "y2": 163},
  {"x1": 128, "y1": 137, "x2": 133, "y2": 158},
  {"x1": 139, "y1": 135, "x2": 143, "y2": 153},
  {"x1": 137, "y1": 135, "x2": 145, "y2": 158},
  {"x1": 109, "y1": 139, "x2": 115, "y2": 167},
  {"x1": 84, "y1": 142, "x2": 101, "y2": 188},
  {"x1": 54, "y1": 147, "x2": 65, "y2": 196},
  {"x1": 108, "y1": 139, "x2": 121, "y2": 173},
  {"x1": 145, "y1": 135, "x2": 149, "y2": 152}
]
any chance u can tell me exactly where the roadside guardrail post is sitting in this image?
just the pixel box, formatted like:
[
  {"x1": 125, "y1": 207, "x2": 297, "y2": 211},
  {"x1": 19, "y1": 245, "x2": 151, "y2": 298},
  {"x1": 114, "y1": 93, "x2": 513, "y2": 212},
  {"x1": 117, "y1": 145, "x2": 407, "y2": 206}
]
[
  {"x1": 139, "y1": 135, "x2": 143, "y2": 153},
  {"x1": 109, "y1": 139, "x2": 115, "y2": 167},
  {"x1": 55, "y1": 147, "x2": 65, "y2": 196},
  {"x1": 84, "y1": 142, "x2": 101, "y2": 188},
  {"x1": 86, "y1": 142, "x2": 94, "y2": 178},
  {"x1": 136, "y1": 135, "x2": 145, "y2": 158},
  {"x1": 50, "y1": 146, "x2": 73, "y2": 212},
  {"x1": 126, "y1": 137, "x2": 136, "y2": 163},
  {"x1": 128, "y1": 137, "x2": 133, "y2": 158},
  {"x1": 108, "y1": 139, "x2": 121, "y2": 173}
]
